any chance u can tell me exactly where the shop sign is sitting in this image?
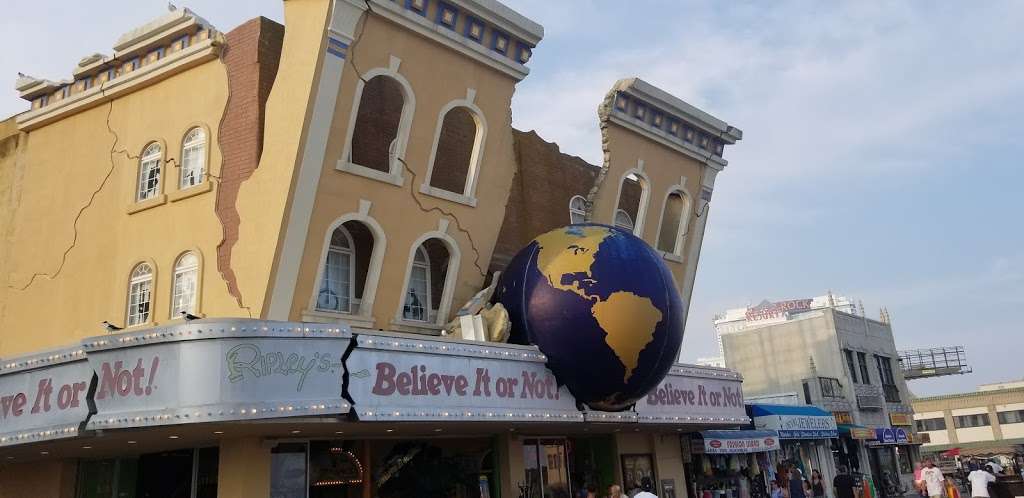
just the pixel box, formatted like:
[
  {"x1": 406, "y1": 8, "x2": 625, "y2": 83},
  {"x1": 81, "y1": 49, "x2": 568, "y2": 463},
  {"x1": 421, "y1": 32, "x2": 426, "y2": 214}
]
[
  {"x1": 755, "y1": 414, "x2": 838, "y2": 439},
  {"x1": 745, "y1": 299, "x2": 813, "y2": 322},
  {"x1": 849, "y1": 427, "x2": 876, "y2": 439},
  {"x1": 889, "y1": 413, "x2": 912, "y2": 426},
  {"x1": 700, "y1": 432, "x2": 781, "y2": 454},
  {"x1": 871, "y1": 427, "x2": 908, "y2": 445},
  {"x1": 833, "y1": 411, "x2": 854, "y2": 425},
  {"x1": 346, "y1": 334, "x2": 583, "y2": 422},
  {"x1": 0, "y1": 346, "x2": 93, "y2": 446},
  {"x1": 83, "y1": 321, "x2": 351, "y2": 430},
  {"x1": 636, "y1": 365, "x2": 747, "y2": 424}
]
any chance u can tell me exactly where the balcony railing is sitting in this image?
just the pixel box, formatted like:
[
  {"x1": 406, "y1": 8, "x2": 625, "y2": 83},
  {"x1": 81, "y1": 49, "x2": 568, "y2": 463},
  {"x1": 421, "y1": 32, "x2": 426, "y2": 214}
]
[
  {"x1": 882, "y1": 384, "x2": 901, "y2": 403},
  {"x1": 819, "y1": 377, "x2": 844, "y2": 399}
]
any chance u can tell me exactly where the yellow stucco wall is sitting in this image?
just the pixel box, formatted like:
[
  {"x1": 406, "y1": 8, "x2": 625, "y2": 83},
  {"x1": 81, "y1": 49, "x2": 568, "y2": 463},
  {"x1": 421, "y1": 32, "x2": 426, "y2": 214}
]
[
  {"x1": 0, "y1": 59, "x2": 244, "y2": 356},
  {"x1": 232, "y1": 0, "x2": 331, "y2": 319},
  {"x1": 217, "y1": 437, "x2": 271, "y2": 498},
  {"x1": 591, "y1": 121, "x2": 709, "y2": 290},
  {"x1": 288, "y1": 12, "x2": 521, "y2": 330},
  {"x1": 0, "y1": 459, "x2": 76, "y2": 498}
]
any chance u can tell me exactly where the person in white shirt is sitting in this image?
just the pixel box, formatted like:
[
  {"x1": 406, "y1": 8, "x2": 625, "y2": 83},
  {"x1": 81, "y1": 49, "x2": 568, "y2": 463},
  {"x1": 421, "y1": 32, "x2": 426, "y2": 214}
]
[
  {"x1": 633, "y1": 478, "x2": 659, "y2": 498},
  {"x1": 921, "y1": 459, "x2": 946, "y2": 498},
  {"x1": 986, "y1": 461, "x2": 1003, "y2": 475},
  {"x1": 968, "y1": 467, "x2": 996, "y2": 498}
]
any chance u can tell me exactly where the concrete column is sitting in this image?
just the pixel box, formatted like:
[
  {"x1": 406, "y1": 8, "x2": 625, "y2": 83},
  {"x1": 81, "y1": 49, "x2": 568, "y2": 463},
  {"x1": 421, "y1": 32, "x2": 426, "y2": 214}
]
[
  {"x1": 651, "y1": 433, "x2": 687, "y2": 498},
  {"x1": 217, "y1": 437, "x2": 271, "y2": 498},
  {"x1": 988, "y1": 405, "x2": 1003, "y2": 440},
  {"x1": 499, "y1": 434, "x2": 525, "y2": 498},
  {"x1": 943, "y1": 410, "x2": 958, "y2": 445},
  {"x1": 0, "y1": 459, "x2": 76, "y2": 498}
]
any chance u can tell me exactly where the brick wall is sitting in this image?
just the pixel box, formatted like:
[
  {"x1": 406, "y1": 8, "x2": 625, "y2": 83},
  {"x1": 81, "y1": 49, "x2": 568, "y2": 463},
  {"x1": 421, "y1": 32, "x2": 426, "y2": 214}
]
[
  {"x1": 350, "y1": 76, "x2": 404, "y2": 172},
  {"x1": 214, "y1": 17, "x2": 285, "y2": 306},
  {"x1": 490, "y1": 129, "x2": 600, "y2": 273},
  {"x1": 429, "y1": 107, "x2": 476, "y2": 194}
]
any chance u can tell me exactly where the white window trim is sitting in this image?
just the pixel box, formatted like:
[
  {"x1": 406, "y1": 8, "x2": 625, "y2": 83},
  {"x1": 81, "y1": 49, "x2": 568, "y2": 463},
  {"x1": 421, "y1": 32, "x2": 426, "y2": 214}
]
[
  {"x1": 306, "y1": 211, "x2": 387, "y2": 321},
  {"x1": 419, "y1": 98, "x2": 488, "y2": 207},
  {"x1": 653, "y1": 186, "x2": 693, "y2": 259},
  {"x1": 569, "y1": 195, "x2": 587, "y2": 224},
  {"x1": 178, "y1": 126, "x2": 208, "y2": 190},
  {"x1": 610, "y1": 167, "x2": 651, "y2": 237},
  {"x1": 125, "y1": 261, "x2": 156, "y2": 328},
  {"x1": 136, "y1": 142, "x2": 164, "y2": 202},
  {"x1": 315, "y1": 225, "x2": 356, "y2": 314},
  {"x1": 336, "y1": 68, "x2": 416, "y2": 187},
  {"x1": 170, "y1": 250, "x2": 202, "y2": 319},
  {"x1": 394, "y1": 231, "x2": 461, "y2": 329}
]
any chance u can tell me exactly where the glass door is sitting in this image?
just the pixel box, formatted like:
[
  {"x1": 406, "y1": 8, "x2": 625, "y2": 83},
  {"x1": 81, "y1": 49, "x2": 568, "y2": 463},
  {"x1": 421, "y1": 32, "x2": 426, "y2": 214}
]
[{"x1": 522, "y1": 438, "x2": 572, "y2": 498}]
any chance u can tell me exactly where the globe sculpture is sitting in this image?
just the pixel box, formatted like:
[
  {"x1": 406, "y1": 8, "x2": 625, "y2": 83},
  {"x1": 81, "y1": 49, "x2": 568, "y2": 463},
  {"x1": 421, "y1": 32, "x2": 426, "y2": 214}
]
[{"x1": 494, "y1": 224, "x2": 685, "y2": 411}]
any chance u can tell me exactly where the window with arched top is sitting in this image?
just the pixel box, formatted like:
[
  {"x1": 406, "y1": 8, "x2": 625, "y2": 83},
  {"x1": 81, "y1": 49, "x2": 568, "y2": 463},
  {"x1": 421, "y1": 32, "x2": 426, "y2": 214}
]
[
  {"x1": 136, "y1": 143, "x2": 163, "y2": 201},
  {"x1": 179, "y1": 127, "x2": 206, "y2": 189},
  {"x1": 613, "y1": 209, "x2": 634, "y2": 231},
  {"x1": 313, "y1": 218, "x2": 381, "y2": 317},
  {"x1": 569, "y1": 195, "x2": 587, "y2": 224},
  {"x1": 171, "y1": 252, "x2": 199, "y2": 317},
  {"x1": 402, "y1": 239, "x2": 450, "y2": 323},
  {"x1": 127, "y1": 263, "x2": 154, "y2": 326},
  {"x1": 657, "y1": 191, "x2": 691, "y2": 255},
  {"x1": 427, "y1": 106, "x2": 482, "y2": 196},
  {"x1": 613, "y1": 171, "x2": 649, "y2": 236},
  {"x1": 349, "y1": 75, "x2": 405, "y2": 174}
]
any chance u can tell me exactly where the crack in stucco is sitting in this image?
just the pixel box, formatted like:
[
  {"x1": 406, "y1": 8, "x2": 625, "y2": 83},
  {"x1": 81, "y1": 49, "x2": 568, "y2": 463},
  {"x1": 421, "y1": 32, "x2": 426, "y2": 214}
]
[{"x1": 583, "y1": 88, "x2": 617, "y2": 222}]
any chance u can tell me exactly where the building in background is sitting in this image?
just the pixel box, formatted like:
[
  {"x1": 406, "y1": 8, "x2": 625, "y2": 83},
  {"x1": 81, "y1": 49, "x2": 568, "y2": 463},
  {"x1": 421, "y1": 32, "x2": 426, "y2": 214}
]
[
  {"x1": 913, "y1": 381, "x2": 1024, "y2": 466},
  {"x1": 0, "y1": 1, "x2": 744, "y2": 497},
  {"x1": 721, "y1": 305, "x2": 920, "y2": 498},
  {"x1": 700, "y1": 292, "x2": 857, "y2": 367}
]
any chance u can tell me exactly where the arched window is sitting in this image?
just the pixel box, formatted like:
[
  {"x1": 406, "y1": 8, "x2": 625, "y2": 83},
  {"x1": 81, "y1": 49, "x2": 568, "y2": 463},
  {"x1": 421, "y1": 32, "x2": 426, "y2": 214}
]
[
  {"x1": 315, "y1": 220, "x2": 378, "y2": 314},
  {"x1": 171, "y1": 252, "x2": 199, "y2": 317},
  {"x1": 614, "y1": 171, "x2": 649, "y2": 235},
  {"x1": 136, "y1": 143, "x2": 163, "y2": 201},
  {"x1": 569, "y1": 195, "x2": 587, "y2": 224},
  {"x1": 657, "y1": 191, "x2": 691, "y2": 255},
  {"x1": 179, "y1": 127, "x2": 206, "y2": 188},
  {"x1": 402, "y1": 239, "x2": 450, "y2": 323},
  {"x1": 613, "y1": 209, "x2": 634, "y2": 231},
  {"x1": 349, "y1": 75, "x2": 405, "y2": 173},
  {"x1": 126, "y1": 263, "x2": 153, "y2": 327},
  {"x1": 428, "y1": 106, "x2": 481, "y2": 195}
]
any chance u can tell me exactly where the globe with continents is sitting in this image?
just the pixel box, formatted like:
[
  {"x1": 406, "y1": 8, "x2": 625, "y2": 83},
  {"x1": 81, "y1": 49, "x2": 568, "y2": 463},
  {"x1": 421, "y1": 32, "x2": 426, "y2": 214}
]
[{"x1": 494, "y1": 224, "x2": 684, "y2": 411}]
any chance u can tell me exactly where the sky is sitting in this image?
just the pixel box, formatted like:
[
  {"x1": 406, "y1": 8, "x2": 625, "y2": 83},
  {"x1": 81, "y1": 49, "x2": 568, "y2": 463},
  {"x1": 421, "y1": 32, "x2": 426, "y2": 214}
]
[{"x1": 2, "y1": 1, "x2": 1022, "y2": 397}]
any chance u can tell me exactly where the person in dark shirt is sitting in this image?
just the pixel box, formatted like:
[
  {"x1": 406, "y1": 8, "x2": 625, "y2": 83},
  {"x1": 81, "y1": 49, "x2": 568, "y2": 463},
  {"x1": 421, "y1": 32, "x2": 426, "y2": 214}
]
[
  {"x1": 834, "y1": 466, "x2": 858, "y2": 498},
  {"x1": 790, "y1": 466, "x2": 807, "y2": 498}
]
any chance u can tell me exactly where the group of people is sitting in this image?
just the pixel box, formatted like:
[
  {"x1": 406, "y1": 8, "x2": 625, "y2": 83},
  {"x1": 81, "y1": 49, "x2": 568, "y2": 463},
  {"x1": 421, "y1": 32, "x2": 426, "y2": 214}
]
[
  {"x1": 917, "y1": 458, "x2": 1001, "y2": 498},
  {"x1": 579, "y1": 478, "x2": 659, "y2": 498},
  {"x1": 769, "y1": 464, "x2": 831, "y2": 498}
]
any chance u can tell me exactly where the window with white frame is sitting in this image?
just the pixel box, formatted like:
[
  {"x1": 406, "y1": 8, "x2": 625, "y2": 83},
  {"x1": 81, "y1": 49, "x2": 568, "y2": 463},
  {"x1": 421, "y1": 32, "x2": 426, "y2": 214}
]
[
  {"x1": 126, "y1": 263, "x2": 153, "y2": 327},
  {"x1": 657, "y1": 191, "x2": 690, "y2": 254},
  {"x1": 614, "y1": 172, "x2": 647, "y2": 235},
  {"x1": 171, "y1": 252, "x2": 199, "y2": 317},
  {"x1": 136, "y1": 143, "x2": 163, "y2": 201},
  {"x1": 428, "y1": 106, "x2": 479, "y2": 195},
  {"x1": 179, "y1": 127, "x2": 206, "y2": 189},
  {"x1": 402, "y1": 239, "x2": 451, "y2": 323},
  {"x1": 316, "y1": 226, "x2": 355, "y2": 314},
  {"x1": 613, "y1": 209, "x2": 634, "y2": 231},
  {"x1": 349, "y1": 75, "x2": 405, "y2": 173},
  {"x1": 569, "y1": 195, "x2": 587, "y2": 224},
  {"x1": 403, "y1": 246, "x2": 431, "y2": 322}
]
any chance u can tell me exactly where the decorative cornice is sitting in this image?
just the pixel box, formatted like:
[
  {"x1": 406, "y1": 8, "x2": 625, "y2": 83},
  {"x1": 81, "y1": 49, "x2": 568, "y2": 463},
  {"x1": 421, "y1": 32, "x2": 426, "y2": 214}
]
[{"x1": 16, "y1": 39, "x2": 221, "y2": 131}]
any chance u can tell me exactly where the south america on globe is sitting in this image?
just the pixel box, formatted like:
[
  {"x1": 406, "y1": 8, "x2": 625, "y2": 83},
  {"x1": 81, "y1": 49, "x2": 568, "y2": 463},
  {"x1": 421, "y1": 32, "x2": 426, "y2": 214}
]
[{"x1": 493, "y1": 224, "x2": 684, "y2": 411}]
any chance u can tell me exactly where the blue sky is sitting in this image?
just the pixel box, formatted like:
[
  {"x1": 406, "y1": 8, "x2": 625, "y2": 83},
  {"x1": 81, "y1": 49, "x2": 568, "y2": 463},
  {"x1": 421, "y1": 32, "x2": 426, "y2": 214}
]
[{"x1": 3, "y1": 1, "x2": 1021, "y2": 396}]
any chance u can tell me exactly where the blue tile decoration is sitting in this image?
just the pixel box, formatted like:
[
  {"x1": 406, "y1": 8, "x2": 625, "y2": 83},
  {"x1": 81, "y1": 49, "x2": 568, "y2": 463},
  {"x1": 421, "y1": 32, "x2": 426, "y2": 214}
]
[
  {"x1": 668, "y1": 119, "x2": 681, "y2": 137},
  {"x1": 406, "y1": 0, "x2": 428, "y2": 16},
  {"x1": 436, "y1": 2, "x2": 458, "y2": 30},
  {"x1": 515, "y1": 42, "x2": 532, "y2": 64},
  {"x1": 327, "y1": 37, "x2": 349, "y2": 59},
  {"x1": 464, "y1": 15, "x2": 485, "y2": 43},
  {"x1": 615, "y1": 92, "x2": 629, "y2": 112},
  {"x1": 611, "y1": 91, "x2": 729, "y2": 158},
  {"x1": 651, "y1": 110, "x2": 664, "y2": 129},
  {"x1": 491, "y1": 29, "x2": 510, "y2": 55},
  {"x1": 633, "y1": 101, "x2": 647, "y2": 121}
]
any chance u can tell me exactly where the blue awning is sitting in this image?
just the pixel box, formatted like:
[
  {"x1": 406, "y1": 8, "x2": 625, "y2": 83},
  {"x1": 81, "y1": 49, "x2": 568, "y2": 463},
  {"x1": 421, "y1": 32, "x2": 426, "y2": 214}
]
[
  {"x1": 698, "y1": 430, "x2": 781, "y2": 454},
  {"x1": 748, "y1": 404, "x2": 838, "y2": 439}
]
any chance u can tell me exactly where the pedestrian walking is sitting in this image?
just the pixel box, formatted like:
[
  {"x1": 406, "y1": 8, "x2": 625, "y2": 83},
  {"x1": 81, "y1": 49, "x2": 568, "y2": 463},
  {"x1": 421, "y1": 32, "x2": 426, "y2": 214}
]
[
  {"x1": 833, "y1": 466, "x2": 858, "y2": 498},
  {"x1": 790, "y1": 466, "x2": 807, "y2": 498},
  {"x1": 967, "y1": 466, "x2": 996, "y2": 498},
  {"x1": 633, "y1": 477, "x2": 659, "y2": 498},
  {"x1": 811, "y1": 470, "x2": 826, "y2": 498},
  {"x1": 922, "y1": 459, "x2": 946, "y2": 498}
]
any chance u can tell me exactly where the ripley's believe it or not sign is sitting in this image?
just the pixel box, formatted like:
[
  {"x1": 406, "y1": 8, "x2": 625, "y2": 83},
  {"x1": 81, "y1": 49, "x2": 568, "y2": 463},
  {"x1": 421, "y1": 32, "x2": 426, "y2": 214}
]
[{"x1": 0, "y1": 320, "x2": 748, "y2": 447}]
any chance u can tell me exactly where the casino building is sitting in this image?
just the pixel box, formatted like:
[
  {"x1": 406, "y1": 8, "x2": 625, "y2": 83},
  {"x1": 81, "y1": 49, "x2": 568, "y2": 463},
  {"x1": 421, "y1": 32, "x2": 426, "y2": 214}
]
[{"x1": 0, "y1": 1, "x2": 745, "y2": 497}]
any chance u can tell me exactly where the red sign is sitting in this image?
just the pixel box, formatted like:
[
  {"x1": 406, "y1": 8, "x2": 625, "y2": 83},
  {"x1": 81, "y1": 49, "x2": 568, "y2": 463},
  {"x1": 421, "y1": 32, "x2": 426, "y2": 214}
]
[
  {"x1": 709, "y1": 440, "x2": 722, "y2": 448},
  {"x1": 764, "y1": 437, "x2": 775, "y2": 446},
  {"x1": 745, "y1": 299, "x2": 813, "y2": 321}
]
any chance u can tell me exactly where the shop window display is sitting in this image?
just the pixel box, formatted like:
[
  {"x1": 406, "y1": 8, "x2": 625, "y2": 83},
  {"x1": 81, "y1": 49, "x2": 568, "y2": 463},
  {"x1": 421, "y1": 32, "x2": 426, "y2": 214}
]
[
  {"x1": 689, "y1": 451, "x2": 774, "y2": 498},
  {"x1": 75, "y1": 447, "x2": 218, "y2": 498}
]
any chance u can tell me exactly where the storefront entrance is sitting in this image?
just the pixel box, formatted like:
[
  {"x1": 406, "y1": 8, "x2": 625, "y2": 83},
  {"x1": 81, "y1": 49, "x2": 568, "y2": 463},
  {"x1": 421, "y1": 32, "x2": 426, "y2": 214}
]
[
  {"x1": 75, "y1": 447, "x2": 219, "y2": 498},
  {"x1": 867, "y1": 447, "x2": 901, "y2": 498}
]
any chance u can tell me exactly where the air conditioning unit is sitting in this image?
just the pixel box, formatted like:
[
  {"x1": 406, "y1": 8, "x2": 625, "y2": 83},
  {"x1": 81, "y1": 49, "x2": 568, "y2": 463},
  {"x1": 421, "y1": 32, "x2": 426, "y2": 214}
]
[{"x1": 857, "y1": 394, "x2": 883, "y2": 410}]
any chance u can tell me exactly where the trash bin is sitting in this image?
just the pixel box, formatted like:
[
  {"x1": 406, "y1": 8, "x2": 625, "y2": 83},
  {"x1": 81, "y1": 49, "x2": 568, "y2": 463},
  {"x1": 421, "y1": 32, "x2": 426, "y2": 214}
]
[{"x1": 992, "y1": 477, "x2": 1024, "y2": 498}]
